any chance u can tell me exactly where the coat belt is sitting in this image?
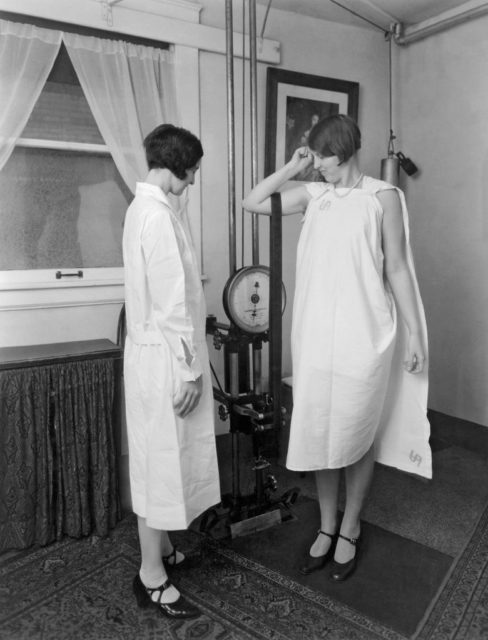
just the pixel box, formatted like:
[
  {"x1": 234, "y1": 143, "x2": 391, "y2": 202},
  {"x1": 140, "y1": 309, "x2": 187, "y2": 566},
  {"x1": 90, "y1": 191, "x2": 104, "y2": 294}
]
[{"x1": 129, "y1": 330, "x2": 162, "y2": 345}]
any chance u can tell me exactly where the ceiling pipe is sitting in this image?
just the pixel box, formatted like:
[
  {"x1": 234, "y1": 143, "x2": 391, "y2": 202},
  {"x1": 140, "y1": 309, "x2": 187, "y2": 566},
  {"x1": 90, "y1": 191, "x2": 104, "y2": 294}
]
[{"x1": 394, "y1": 0, "x2": 488, "y2": 45}]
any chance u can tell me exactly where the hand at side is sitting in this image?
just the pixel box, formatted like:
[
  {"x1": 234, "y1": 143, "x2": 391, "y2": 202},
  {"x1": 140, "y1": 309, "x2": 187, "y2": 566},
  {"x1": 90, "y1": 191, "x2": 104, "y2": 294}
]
[
  {"x1": 404, "y1": 333, "x2": 426, "y2": 374},
  {"x1": 173, "y1": 376, "x2": 203, "y2": 418}
]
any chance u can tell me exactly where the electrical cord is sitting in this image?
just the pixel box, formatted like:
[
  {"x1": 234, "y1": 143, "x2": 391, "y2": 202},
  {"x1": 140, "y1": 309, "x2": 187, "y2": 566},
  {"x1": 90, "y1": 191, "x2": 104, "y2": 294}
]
[
  {"x1": 210, "y1": 360, "x2": 225, "y2": 395},
  {"x1": 328, "y1": 0, "x2": 388, "y2": 33}
]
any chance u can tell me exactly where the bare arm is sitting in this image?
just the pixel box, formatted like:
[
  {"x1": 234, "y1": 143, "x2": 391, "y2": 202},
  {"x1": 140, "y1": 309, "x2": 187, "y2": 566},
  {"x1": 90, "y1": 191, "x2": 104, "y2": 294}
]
[
  {"x1": 380, "y1": 189, "x2": 426, "y2": 374},
  {"x1": 242, "y1": 147, "x2": 313, "y2": 215}
]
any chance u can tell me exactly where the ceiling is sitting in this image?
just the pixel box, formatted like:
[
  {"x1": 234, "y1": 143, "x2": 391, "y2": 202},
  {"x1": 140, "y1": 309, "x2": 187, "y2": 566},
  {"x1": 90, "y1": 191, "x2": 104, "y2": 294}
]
[{"x1": 256, "y1": 0, "x2": 476, "y2": 32}]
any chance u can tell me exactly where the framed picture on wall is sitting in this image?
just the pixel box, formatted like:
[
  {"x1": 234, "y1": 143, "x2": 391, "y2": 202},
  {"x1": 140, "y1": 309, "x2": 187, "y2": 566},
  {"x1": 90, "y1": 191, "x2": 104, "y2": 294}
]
[{"x1": 265, "y1": 68, "x2": 359, "y2": 181}]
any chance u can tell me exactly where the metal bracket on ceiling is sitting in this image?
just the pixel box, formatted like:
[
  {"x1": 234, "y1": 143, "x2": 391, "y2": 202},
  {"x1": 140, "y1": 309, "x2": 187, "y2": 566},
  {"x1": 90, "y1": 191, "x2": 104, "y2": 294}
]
[
  {"x1": 390, "y1": 22, "x2": 403, "y2": 42},
  {"x1": 385, "y1": 22, "x2": 403, "y2": 43},
  {"x1": 100, "y1": 0, "x2": 124, "y2": 27}
]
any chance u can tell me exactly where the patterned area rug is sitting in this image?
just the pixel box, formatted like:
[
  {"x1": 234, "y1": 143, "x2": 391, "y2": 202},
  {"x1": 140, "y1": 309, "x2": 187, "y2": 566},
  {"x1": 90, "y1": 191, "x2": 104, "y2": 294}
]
[
  {"x1": 414, "y1": 501, "x2": 488, "y2": 639},
  {"x1": 0, "y1": 514, "x2": 404, "y2": 640}
]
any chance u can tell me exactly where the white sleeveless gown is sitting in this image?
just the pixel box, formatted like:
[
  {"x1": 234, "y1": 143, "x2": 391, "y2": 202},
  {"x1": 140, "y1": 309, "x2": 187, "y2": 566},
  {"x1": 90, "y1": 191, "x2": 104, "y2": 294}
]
[{"x1": 286, "y1": 176, "x2": 432, "y2": 479}]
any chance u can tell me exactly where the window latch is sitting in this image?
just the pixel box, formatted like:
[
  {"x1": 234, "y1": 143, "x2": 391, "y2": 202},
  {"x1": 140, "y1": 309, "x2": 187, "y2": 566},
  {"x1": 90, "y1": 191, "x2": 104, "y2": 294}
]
[{"x1": 55, "y1": 270, "x2": 83, "y2": 279}]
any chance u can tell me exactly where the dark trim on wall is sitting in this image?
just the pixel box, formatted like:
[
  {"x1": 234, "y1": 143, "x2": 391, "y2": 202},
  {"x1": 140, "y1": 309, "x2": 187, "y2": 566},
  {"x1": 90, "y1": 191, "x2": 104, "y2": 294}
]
[
  {"x1": 0, "y1": 10, "x2": 170, "y2": 49},
  {"x1": 428, "y1": 409, "x2": 488, "y2": 456}
]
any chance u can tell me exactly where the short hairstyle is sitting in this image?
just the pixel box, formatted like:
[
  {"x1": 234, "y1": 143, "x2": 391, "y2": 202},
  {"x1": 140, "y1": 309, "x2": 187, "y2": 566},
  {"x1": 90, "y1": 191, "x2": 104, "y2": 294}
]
[
  {"x1": 143, "y1": 124, "x2": 203, "y2": 179},
  {"x1": 307, "y1": 114, "x2": 361, "y2": 164}
]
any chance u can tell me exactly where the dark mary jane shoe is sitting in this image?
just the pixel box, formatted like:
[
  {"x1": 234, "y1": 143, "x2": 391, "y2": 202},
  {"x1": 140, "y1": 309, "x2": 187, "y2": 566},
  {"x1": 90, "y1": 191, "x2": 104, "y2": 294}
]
[
  {"x1": 300, "y1": 530, "x2": 337, "y2": 575},
  {"x1": 329, "y1": 533, "x2": 360, "y2": 582},
  {"x1": 162, "y1": 545, "x2": 187, "y2": 570},
  {"x1": 133, "y1": 574, "x2": 200, "y2": 619}
]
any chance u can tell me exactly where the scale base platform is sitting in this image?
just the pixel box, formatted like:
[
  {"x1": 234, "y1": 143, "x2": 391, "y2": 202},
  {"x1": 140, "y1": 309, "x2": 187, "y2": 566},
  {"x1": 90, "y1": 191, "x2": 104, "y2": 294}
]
[
  {"x1": 230, "y1": 509, "x2": 282, "y2": 538},
  {"x1": 198, "y1": 487, "x2": 300, "y2": 540}
]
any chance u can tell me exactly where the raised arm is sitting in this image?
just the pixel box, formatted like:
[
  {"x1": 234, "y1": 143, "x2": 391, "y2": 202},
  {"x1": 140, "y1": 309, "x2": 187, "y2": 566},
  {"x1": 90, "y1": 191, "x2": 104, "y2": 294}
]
[
  {"x1": 380, "y1": 189, "x2": 426, "y2": 374},
  {"x1": 242, "y1": 147, "x2": 313, "y2": 215}
]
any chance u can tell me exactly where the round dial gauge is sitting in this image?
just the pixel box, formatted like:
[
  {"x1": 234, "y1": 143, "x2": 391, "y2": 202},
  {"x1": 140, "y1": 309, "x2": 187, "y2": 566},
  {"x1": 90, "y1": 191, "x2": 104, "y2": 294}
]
[{"x1": 222, "y1": 265, "x2": 286, "y2": 334}]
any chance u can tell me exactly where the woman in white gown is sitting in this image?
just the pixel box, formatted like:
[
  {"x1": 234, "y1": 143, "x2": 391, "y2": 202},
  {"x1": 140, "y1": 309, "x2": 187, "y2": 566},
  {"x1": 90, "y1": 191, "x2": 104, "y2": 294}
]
[
  {"x1": 243, "y1": 114, "x2": 430, "y2": 582},
  {"x1": 123, "y1": 124, "x2": 220, "y2": 617}
]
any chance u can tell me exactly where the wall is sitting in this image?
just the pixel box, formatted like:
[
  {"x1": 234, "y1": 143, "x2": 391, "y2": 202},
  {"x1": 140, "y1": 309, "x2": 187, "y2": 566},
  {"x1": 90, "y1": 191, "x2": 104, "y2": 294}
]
[{"x1": 394, "y1": 15, "x2": 488, "y2": 426}]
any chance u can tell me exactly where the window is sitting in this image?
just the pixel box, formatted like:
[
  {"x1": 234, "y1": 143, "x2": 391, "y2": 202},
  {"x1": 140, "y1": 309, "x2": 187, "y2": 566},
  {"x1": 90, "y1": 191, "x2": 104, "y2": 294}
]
[{"x1": 0, "y1": 44, "x2": 132, "y2": 285}]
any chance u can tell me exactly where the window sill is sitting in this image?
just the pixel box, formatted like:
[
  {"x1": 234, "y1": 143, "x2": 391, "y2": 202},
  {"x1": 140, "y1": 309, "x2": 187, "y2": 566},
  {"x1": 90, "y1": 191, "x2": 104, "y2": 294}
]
[
  {"x1": 0, "y1": 270, "x2": 124, "y2": 311},
  {"x1": 0, "y1": 268, "x2": 124, "y2": 291}
]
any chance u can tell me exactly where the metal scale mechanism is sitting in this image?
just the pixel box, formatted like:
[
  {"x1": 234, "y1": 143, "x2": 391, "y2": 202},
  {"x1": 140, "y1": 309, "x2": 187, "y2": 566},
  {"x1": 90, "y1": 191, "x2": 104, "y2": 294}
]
[{"x1": 201, "y1": 0, "x2": 299, "y2": 539}]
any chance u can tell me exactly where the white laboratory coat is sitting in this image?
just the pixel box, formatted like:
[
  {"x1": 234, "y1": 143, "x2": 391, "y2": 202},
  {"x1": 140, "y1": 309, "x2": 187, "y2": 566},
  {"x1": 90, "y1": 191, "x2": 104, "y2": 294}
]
[
  {"x1": 286, "y1": 177, "x2": 432, "y2": 479},
  {"x1": 123, "y1": 182, "x2": 220, "y2": 530}
]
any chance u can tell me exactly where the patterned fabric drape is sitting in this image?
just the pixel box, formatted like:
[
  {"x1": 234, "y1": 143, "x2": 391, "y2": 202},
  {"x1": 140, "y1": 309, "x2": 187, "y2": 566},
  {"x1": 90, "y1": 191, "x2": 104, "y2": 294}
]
[
  {"x1": 0, "y1": 357, "x2": 119, "y2": 552},
  {"x1": 0, "y1": 366, "x2": 54, "y2": 549}
]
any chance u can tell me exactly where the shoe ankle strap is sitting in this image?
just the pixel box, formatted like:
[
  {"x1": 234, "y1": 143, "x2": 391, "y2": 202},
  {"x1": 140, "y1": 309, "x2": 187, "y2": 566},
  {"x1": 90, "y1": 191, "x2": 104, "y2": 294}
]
[
  {"x1": 317, "y1": 530, "x2": 336, "y2": 540},
  {"x1": 338, "y1": 533, "x2": 359, "y2": 545},
  {"x1": 162, "y1": 546, "x2": 177, "y2": 562},
  {"x1": 144, "y1": 579, "x2": 172, "y2": 602}
]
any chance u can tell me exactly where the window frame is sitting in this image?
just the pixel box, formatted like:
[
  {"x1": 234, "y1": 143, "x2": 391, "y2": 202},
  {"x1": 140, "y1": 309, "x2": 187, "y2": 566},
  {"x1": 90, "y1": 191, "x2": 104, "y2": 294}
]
[{"x1": 0, "y1": 11, "x2": 170, "y2": 295}]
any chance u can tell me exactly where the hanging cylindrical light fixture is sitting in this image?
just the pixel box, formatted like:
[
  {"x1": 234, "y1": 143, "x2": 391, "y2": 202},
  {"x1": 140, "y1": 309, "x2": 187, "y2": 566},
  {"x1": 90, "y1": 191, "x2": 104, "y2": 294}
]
[{"x1": 381, "y1": 133, "x2": 400, "y2": 185}]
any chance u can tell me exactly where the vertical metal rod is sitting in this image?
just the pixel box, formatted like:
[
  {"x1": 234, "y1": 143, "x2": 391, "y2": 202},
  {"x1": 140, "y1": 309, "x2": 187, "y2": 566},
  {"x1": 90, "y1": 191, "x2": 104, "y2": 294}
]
[
  {"x1": 223, "y1": 0, "x2": 241, "y2": 503},
  {"x1": 249, "y1": 0, "x2": 259, "y2": 265},
  {"x1": 253, "y1": 344, "x2": 262, "y2": 394},
  {"x1": 240, "y1": 0, "x2": 247, "y2": 270},
  {"x1": 231, "y1": 432, "x2": 241, "y2": 503},
  {"x1": 248, "y1": 0, "x2": 263, "y2": 394},
  {"x1": 229, "y1": 352, "x2": 240, "y2": 396},
  {"x1": 255, "y1": 461, "x2": 264, "y2": 505},
  {"x1": 228, "y1": 347, "x2": 241, "y2": 502},
  {"x1": 270, "y1": 192, "x2": 283, "y2": 430},
  {"x1": 225, "y1": 0, "x2": 237, "y2": 275}
]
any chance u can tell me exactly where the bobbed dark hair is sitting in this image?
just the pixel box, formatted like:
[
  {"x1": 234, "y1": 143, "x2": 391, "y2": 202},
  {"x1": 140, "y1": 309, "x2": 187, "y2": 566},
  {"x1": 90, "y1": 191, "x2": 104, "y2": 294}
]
[
  {"x1": 143, "y1": 124, "x2": 203, "y2": 179},
  {"x1": 307, "y1": 114, "x2": 361, "y2": 164}
]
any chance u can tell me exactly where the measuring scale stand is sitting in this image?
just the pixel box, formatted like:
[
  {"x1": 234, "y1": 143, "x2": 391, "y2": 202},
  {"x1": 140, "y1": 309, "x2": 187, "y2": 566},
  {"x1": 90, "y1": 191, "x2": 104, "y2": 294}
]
[{"x1": 222, "y1": 265, "x2": 286, "y2": 334}]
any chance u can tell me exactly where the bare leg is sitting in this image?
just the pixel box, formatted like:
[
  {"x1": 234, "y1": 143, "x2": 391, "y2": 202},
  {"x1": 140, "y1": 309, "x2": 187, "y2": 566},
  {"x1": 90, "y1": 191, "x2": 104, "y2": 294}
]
[
  {"x1": 309, "y1": 468, "x2": 340, "y2": 557},
  {"x1": 137, "y1": 516, "x2": 179, "y2": 603},
  {"x1": 334, "y1": 445, "x2": 375, "y2": 563},
  {"x1": 160, "y1": 531, "x2": 173, "y2": 556}
]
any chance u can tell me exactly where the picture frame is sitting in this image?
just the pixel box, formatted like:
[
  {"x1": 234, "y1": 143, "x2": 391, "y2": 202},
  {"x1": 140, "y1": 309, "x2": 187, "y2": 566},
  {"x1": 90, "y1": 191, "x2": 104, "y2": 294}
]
[{"x1": 264, "y1": 68, "x2": 359, "y2": 180}]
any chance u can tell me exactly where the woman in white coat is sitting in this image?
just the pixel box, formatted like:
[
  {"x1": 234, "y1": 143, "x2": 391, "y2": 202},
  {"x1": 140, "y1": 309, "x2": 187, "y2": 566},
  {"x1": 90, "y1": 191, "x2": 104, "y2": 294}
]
[
  {"x1": 123, "y1": 124, "x2": 220, "y2": 618},
  {"x1": 243, "y1": 115, "x2": 431, "y2": 582}
]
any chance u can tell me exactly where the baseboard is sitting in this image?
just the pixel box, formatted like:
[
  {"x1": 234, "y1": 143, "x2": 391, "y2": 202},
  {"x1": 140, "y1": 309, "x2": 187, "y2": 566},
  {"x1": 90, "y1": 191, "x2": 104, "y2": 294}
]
[{"x1": 428, "y1": 409, "x2": 488, "y2": 456}]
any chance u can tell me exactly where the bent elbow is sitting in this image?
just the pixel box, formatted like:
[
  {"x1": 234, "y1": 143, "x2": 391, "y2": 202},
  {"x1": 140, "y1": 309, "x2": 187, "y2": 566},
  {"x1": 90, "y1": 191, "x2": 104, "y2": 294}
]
[
  {"x1": 384, "y1": 252, "x2": 409, "y2": 278},
  {"x1": 242, "y1": 198, "x2": 254, "y2": 212},
  {"x1": 384, "y1": 264, "x2": 410, "y2": 284}
]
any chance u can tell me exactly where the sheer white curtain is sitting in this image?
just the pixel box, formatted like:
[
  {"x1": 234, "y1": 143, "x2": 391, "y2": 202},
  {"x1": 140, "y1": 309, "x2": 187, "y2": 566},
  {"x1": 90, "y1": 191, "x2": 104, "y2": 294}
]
[
  {"x1": 0, "y1": 20, "x2": 62, "y2": 170},
  {"x1": 64, "y1": 33, "x2": 178, "y2": 194}
]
